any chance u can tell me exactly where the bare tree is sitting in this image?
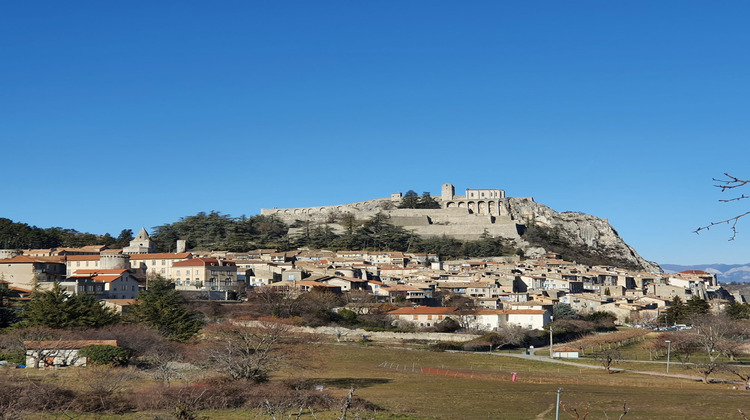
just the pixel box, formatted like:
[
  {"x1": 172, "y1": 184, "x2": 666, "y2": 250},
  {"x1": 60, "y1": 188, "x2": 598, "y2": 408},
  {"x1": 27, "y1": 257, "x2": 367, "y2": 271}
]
[
  {"x1": 604, "y1": 402, "x2": 629, "y2": 420},
  {"x1": 74, "y1": 365, "x2": 136, "y2": 413},
  {"x1": 145, "y1": 341, "x2": 184, "y2": 386},
  {"x1": 695, "y1": 173, "x2": 750, "y2": 240},
  {"x1": 204, "y1": 321, "x2": 294, "y2": 382},
  {"x1": 596, "y1": 348, "x2": 622, "y2": 374},
  {"x1": 687, "y1": 314, "x2": 747, "y2": 383},
  {"x1": 560, "y1": 402, "x2": 590, "y2": 419},
  {"x1": 722, "y1": 364, "x2": 750, "y2": 390}
]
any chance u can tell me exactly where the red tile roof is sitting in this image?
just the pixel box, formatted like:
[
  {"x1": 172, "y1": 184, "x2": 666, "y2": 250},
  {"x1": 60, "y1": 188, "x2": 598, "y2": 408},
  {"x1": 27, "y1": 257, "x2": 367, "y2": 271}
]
[
  {"x1": 0, "y1": 255, "x2": 64, "y2": 264},
  {"x1": 129, "y1": 253, "x2": 192, "y2": 260},
  {"x1": 172, "y1": 257, "x2": 235, "y2": 267},
  {"x1": 74, "y1": 269, "x2": 129, "y2": 275},
  {"x1": 65, "y1": 255, "x2": 102, "y2": 261},
  {"x1": 24, "y1": 340, "x2": 118, "y2": 349}
]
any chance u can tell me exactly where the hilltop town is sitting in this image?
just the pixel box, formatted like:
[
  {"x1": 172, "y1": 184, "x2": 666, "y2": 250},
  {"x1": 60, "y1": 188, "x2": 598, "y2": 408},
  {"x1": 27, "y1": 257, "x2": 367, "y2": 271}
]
[
  {"x1": 0, "y1": 223, "x2": 735, "y2": 330},
  {"x1": 2, "y1": 189, "x2": 750, "y2": 419}
]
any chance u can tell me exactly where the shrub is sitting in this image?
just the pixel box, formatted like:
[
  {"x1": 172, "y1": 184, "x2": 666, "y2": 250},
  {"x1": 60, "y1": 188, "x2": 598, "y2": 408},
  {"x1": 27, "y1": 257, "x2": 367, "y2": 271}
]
[
  {"x1": 79, "y1": 345, "x2": 131, "y2": 366},
  {"x1": 429, "y1": 341, "x2": 463, "y2": 352},
  {"x1": 0, "y1": 350, "x2": 25, "y2": 365}
]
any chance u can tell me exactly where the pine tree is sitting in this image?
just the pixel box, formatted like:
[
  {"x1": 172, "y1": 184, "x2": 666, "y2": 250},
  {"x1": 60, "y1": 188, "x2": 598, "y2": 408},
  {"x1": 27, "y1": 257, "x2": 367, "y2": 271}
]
[
  {"x1": 684, "y1": 295, "x2": 710, "y2": 320},
  {"x1": 126, "y1": 276, "x2": 202, "y2": 341},
  {"x1": 20, "y1": 282, "x2": 118, "y2": 328},
  {"x1": 664, "y1": 296, "x2": 685, "y2": 325}
]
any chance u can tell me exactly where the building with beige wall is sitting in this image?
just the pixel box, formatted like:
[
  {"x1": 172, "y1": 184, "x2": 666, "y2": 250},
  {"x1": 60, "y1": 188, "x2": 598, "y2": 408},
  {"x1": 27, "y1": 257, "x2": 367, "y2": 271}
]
[
  {"x1": 129, "y1": 252, "x2": 192, "y2": 279},
  {"x1": 170, "y1": 257, "x2": 237, "y2": 291},
  {"x1": 0, "y1": 255, "x2": 66, "y2": 290}
]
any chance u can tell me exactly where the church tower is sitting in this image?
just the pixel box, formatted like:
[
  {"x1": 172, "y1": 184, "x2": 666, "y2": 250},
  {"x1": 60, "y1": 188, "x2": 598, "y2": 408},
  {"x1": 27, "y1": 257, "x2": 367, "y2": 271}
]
[{"x1": 122, "y1": 227, "x2": 157, "y2": 254}]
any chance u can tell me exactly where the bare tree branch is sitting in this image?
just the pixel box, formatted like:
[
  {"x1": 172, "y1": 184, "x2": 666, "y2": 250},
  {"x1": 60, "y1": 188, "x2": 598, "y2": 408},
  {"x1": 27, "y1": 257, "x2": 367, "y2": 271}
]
[
  {"x1": 695, "y1": 174, "x2": 750, "y2": 240},
  {"x1": 713, "y1": 173, "x2": 750, "y2": 191}
]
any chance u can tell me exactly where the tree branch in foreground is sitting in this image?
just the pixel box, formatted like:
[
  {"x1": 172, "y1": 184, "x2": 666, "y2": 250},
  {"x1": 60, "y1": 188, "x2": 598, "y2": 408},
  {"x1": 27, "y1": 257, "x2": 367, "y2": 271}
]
[{"x1": 695, "y1": 173, "x2": 750, "y2": 240}]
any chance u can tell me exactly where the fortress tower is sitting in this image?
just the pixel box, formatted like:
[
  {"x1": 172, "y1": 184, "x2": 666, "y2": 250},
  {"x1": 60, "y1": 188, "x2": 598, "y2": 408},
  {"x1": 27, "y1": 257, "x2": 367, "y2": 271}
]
[
  {"x1": 441, "y1": 183, "x2": 455, "y2": 201},
  {"x1": 100, "y1": 253, "x2": 130, "y2": 270}
]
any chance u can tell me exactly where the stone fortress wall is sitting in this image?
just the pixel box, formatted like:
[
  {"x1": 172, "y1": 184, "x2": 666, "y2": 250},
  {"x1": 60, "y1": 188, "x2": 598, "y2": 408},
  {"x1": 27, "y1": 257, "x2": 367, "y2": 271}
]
[{"x1": 261, "y1": 183, "x2": 530, "y2": 241}]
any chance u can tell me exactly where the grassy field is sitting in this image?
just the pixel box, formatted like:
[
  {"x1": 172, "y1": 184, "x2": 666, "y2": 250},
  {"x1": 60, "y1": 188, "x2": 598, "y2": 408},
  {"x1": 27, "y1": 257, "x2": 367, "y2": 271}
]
[
  {"x1": 7, "y1": 339, "x2": 750, "y2": 419},
  {"x1": 283, "y1": 341, "x2": 750, "y2": 419}
]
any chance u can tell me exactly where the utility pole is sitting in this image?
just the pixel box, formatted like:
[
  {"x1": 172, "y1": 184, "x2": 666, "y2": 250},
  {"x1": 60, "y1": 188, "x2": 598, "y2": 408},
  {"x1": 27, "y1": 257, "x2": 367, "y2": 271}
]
[
  {"x1": 555, "y1": 388, "x2": 562, "y2": 420},
  {"x1": 549, "y1": 316, "x2": 554, "y2": 358}
]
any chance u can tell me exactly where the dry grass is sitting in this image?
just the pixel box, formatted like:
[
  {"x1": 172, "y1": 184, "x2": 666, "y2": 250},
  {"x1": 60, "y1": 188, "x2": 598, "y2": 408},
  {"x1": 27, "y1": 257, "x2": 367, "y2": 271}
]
[
  {"x1": 5, "y1": 340, "x2": 750, "y2": 419},
  {"x1": 280, "y1": 342, "x2": 750, "y2": 419}
]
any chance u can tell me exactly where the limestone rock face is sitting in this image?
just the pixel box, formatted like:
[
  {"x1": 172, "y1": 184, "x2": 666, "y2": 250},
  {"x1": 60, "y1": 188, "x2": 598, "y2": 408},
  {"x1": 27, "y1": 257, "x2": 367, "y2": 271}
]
[
  {"x1": 261, "y1": 194, "x2": 662, "y2": 273},
  {"x1": 504, "y1": 198, "x2": 661, "y2": 273}
]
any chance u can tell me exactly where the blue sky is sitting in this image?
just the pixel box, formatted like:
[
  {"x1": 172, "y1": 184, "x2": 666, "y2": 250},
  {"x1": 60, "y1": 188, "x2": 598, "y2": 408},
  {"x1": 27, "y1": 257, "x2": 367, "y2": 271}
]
[{"x1": 2, "y1": 1, "x2": 749, "y2": 265}]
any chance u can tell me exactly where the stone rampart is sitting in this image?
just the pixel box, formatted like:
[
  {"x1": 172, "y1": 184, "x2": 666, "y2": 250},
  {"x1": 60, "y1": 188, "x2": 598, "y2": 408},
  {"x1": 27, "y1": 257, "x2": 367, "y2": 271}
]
[{"x1": 234, "y1": 320, "x2": 480, "y2": 343}]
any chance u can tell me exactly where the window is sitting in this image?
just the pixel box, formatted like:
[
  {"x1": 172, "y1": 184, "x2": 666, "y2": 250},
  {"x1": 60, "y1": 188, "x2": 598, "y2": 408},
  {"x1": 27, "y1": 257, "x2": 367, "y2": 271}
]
[
  {"x1": 176, "y1": 270, "x2": 181, "y2": 276},
  {"x1": 427, "y1": 315, "x2": 433, "y2": 320},
  {"x1": 413, "y1": 315, "x2": 418, "y2": 320}
]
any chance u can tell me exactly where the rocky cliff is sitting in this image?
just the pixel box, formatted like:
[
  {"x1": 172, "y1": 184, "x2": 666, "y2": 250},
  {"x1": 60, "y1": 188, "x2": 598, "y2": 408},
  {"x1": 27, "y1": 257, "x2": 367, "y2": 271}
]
[
  {"x1": 503, "y1": 197, "x2": 661, "y2": 273},
  {"x1": 263, "y1": 195, "x2": 661, "y2": 273}
]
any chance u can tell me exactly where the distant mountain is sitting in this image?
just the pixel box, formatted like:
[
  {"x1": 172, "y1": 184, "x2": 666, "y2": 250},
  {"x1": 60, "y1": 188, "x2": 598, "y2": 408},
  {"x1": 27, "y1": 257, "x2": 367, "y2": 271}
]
[{"x1": 661, "y1": 263, "x2": 750, "y2": 283}]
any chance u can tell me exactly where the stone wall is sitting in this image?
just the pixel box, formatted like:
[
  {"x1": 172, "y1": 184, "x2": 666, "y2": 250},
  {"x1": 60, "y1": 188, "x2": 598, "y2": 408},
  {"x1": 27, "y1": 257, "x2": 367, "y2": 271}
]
[{"x1": 235, "y1": 320, "x2": 480, "y2": 343}]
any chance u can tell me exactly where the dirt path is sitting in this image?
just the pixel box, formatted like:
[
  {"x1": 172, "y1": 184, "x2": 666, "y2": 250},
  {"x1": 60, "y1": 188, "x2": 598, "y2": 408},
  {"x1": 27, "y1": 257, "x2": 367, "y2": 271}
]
[
  {"x1": 488, "y1": 350, "x2": 742, "y2": 385},
  {"x1": 534, "y1": 403, "x2": 555, "y2": 420}
]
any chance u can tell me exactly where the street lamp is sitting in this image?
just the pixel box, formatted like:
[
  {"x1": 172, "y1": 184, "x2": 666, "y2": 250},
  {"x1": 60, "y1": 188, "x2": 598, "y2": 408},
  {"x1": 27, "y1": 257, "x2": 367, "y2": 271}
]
[
  {"x1": 665, "y1": 340, "x2": 672, "y2": 373},
  {"x1": 549, "y1": 316, "x2": 554, "y2": 358}
]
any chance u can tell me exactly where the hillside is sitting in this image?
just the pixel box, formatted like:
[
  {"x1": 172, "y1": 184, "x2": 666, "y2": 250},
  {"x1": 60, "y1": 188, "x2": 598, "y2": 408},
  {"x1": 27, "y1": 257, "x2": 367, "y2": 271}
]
[{"x1": 262, "y1": 188, "x2": 661, "y2": 272}]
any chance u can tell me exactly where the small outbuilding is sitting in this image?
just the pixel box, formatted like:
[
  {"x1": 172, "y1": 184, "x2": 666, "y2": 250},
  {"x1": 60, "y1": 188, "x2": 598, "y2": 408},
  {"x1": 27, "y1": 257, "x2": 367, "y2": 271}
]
[
  {"x1": 552, "y1": 346, "x2": 580, "y2": 359},
  {"x1": 24, "y1": 340, "x2": 118, "y2": 368}
]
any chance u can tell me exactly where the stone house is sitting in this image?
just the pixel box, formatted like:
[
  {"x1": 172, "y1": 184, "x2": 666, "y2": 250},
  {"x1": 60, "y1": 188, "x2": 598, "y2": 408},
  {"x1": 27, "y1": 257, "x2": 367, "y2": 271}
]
[
  {"x1": 130, "y1": 252, "x2": 192, "y2": 280},
  {"x1": 66, "y1": 269, "x2": 140, "y2": 299},
  {"x1": 171, "y1": 258, "x2": 237, "y2": 291},
  {"x1": 24, "y1": 339, "x2": 118, "y2": 368},
  {"x1": 0, "y1": 255, "x2": 66, "y2": 289},
  {"x1": 388, "y1": 306, "x2": 458, "y2": 328}
]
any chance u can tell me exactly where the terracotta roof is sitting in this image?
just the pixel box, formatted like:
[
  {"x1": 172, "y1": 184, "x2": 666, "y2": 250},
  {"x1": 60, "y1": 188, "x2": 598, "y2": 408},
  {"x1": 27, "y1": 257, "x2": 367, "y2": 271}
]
[
  {"x1": 504, "y1": 309, "x2": 548, "y2": 315},
  {"x1": 0, "y1": 255, "x2": 64, "y2": 264},
  {"x1": 129, "y1": 252, "x2": 191, "y2": 260},
  {"x1": 386, "y1": 284, "x2": 423, "y2": 292},
  {"x1": 91, "y1": 275, "x2": 122, "y2": 283},
  {"x1": 553, "y1": 347, "x2": 580, "y2": 353},
  {"x1": 65, "y1": 255, "x2": 102, "y2": 261},
  {"x1": 24, "y1": 340, "x2": 118, "y2": 349},
  {"x1": 473, "y1": 309, "x2": 547, "y2": 315},
  {"x1": 103, "y1": 299, "x2": 136, "y2": 305},
  {"x1": 388, "y1": 306, "x2": 458, "y2": 315},
  {"x1": 172, "y1": 257, "x2": 235, "y2": 267},
  {"x1": 74, "y1": 269, "x2": 129, "y2": 275}
]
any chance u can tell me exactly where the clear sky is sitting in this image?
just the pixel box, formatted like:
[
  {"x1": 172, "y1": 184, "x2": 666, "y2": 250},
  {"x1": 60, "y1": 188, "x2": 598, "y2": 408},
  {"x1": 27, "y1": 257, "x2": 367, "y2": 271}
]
[{"x1": 2, "y1": 1, "x2": 749, "y2": 265}]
